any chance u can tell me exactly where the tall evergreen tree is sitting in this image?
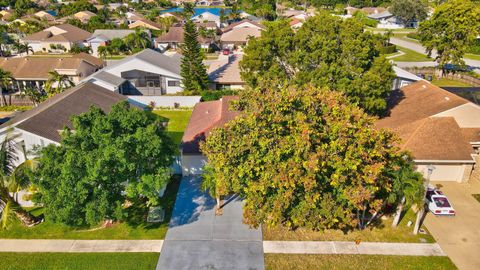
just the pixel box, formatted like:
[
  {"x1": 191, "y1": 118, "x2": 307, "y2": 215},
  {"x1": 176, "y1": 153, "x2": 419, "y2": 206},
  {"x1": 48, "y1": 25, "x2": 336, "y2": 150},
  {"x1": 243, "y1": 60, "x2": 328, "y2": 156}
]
[{"x1": 180, "y1": 19, "x2": 209, "y2": 93}]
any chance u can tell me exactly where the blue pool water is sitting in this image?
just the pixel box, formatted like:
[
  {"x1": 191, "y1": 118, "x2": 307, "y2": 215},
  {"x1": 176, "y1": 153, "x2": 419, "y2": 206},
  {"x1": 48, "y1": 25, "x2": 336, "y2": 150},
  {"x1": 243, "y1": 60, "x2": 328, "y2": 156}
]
[{"x1": 160, "y1": 7, "x2": 232, "y2": 16}]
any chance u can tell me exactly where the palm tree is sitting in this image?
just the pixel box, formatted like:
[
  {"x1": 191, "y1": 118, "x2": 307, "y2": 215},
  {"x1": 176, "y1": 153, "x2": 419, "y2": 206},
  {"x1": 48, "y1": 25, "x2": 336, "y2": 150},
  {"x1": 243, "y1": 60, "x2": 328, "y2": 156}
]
[
  {"x1": 0, "y1": 135, "x2": 40, "y2": 228},
  {"x1": 13, "y1": 42, "x2": 33, "y2": 56},
  {"x1": 97, "y1": 45, "x2": 108, "y2": 60},
  {"x1": 125, "y1": 29, "x2": 152, "y2": 52},
  {"x1": 390, "y1": 167, "x2": 424, "y2": 227},
  {"x1": 20, "y1": 87, "x2": 45, "y2": 107},
  {"x1": 0, "y1": 68, "x2": 13, "y2": 106},
  {"x1": 44, "y1": 71, "x2": 74, "y2": 97}
]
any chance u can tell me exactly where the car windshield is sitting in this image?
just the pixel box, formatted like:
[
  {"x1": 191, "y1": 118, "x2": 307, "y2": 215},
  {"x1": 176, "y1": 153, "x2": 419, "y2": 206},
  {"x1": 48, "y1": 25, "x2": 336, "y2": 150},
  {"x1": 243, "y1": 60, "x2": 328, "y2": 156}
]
[{"x1": 433, "y1": 197, "x2": 451, "y2": 208}]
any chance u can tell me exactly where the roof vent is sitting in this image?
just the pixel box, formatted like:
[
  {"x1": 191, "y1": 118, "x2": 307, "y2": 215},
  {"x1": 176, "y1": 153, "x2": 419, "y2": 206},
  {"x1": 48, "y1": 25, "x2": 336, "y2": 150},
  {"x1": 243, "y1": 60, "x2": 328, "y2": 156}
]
[
  {"x1": 445, "y1": 97, "x2": 450, "y2": 101},
  {"x1": 422, "y1": 84, "x2": 427, "y2": 89},
  {"x1": 206, "y1": 110, "x2": 209, "y2": 114}
]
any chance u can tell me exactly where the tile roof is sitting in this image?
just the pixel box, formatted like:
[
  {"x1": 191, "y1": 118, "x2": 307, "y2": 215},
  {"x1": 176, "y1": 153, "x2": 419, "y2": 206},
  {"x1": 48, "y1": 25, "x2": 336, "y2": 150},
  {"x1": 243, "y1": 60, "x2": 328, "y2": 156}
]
[
  {"x1": 377, "y1": 81, "x2": 474, "y2": 161},
  {"x1": 220, "y1": 27, "x2": 262, "y2": 43},
  {"x1": 181, "y1": 96, "x2": 239, "y2": 154},
  {"x1": 10, "y1": 82, "x2": 127, "y2": 143}
]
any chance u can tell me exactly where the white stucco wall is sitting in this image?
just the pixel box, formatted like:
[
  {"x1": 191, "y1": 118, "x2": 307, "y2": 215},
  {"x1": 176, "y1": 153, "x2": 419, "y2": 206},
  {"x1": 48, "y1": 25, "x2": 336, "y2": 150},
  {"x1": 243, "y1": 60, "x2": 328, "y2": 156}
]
[
  {"x1": 127, "y1": 95, "x2": 201, "y2": 108},
  {"x1": 181, "y1": 154, "x2": 206, "y2": 175}
]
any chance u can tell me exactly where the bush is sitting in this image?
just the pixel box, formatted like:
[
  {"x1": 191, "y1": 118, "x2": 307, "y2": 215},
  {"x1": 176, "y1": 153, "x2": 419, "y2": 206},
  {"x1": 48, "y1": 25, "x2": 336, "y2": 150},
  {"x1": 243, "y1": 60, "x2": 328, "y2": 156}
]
[
  {"x1": 379, "y1": 44, "x2": 397, "y2": 54},
  {"x1": 200, "y1": 89, "x2": 238, "y2": 101},
  {"x1": 468, "y1": 39, "x2": 480, "y2": 55},
  {"x1": 406, "y1": 32, "x2": 421, "y2": 40},
  {"x1": 0, "y1": 105, "x2": 32, "y2": 111}
]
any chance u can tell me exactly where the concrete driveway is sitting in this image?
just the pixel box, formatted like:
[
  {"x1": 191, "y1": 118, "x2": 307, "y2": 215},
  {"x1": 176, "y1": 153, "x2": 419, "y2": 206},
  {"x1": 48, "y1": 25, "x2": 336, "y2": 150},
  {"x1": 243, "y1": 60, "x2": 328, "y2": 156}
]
[
  {"x1": 157, "y1": 176, "x2": 264, "y2": 270},
  {"x1": 424, "y1": 179, "x2": 480, "y2": 270}
]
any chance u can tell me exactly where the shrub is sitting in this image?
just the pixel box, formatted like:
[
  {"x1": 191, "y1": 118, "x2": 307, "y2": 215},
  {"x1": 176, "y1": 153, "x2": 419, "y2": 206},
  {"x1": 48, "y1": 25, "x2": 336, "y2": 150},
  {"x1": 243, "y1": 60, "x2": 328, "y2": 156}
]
[
  {"x1": 468, "y1": 39, "x2": 480, "y2": 54},
  {"x1": 406, "y1": 32, "x2": 421, "y2": 40},
  {"x1": 200, "y1": 89, "x2": 238, "y2": 101},
  {"x1": 379, "y1": 44, "x2": 397, "y2": 54},
  {"x1": 0, "y1": 105, "x2": 32, "y2": 111}
]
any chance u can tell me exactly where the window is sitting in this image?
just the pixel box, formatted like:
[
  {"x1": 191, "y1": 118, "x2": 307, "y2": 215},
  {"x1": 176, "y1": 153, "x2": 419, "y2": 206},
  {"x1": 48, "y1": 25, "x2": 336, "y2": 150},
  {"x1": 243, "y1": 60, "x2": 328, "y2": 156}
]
[{"x1": 168, "y1": 80, "x2": 180, "y2": 87}]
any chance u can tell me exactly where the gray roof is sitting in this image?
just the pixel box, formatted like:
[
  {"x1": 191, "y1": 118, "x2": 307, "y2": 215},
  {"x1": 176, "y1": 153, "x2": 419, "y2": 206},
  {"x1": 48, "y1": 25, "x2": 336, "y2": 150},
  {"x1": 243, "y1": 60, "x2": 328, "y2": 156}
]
[
  {"x1": 133, "y1": 49, "x2": 182, "y2": 75},
  {"x1": 368, "y1": 10, "x2": 393, "y2": 19},
  {"x1": 89, "y1": 29, "x2": 150, "y2": 41},
  {"x1": 90, "y1": 70, "x2": 126, "y2": 87},
  {"x1": 7, "y1": 82, "x2": 127, "y2": 143}
]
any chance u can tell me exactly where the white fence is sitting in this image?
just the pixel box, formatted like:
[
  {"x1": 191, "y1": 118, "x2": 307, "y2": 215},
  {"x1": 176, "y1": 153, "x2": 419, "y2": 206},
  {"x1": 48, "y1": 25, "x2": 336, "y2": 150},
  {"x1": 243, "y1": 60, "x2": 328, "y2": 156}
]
[{"x1": 127, "y1": 95, "x2": 202, "y2": 108}]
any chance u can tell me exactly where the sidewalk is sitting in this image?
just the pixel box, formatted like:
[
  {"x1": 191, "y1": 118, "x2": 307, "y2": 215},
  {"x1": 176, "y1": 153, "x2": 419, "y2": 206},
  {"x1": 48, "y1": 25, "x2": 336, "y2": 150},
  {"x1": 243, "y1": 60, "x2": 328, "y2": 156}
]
[
  {"x1": 264, "y1": 241, "x2": 445, "y2": 256},
  {"x1": 0, "y1": 240, "x2": 163, "y2": 252}
]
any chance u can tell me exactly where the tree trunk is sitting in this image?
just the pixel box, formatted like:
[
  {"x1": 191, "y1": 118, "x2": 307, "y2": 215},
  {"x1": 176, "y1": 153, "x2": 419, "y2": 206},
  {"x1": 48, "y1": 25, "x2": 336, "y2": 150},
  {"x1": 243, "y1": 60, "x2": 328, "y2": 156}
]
[
  {"x1": 216, "y1": 197, "x2": 221, "y2": 210},
  {"x1": 413, "y1": 205, "x2": 425, "y2": 235},
  {"x1": 392, "y1": 197, "x2": 405, "y2": 228}
]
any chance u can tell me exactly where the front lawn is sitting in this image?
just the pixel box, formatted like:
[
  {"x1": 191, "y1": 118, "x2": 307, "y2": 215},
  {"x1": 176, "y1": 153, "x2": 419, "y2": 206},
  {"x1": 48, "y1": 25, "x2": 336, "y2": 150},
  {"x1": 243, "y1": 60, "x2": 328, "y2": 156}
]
[
  {"x1": 390, "y1": 46, "x2": 432, "y2": 62},
  {"x1": 0, "y1": 176, "x2": 181, "y2": 239},
  {"x1": 465, "y1": 53, "x2": 480, "y2": 61},
  {"x1": 0, "y1": 252, "x2": 159, "y2": 270},
  {"x1": 264, "y1": 254, "x2": 457, "y2": 270},
  {"x1": 263, "y1": 209, "x2": 435, "y2": 243},
  {"x1": 154, "y1": 109, "x2": 193, "y2": 146},
  {"x1": 431, "y1": 78, "x2": 474, "y2": 87}
]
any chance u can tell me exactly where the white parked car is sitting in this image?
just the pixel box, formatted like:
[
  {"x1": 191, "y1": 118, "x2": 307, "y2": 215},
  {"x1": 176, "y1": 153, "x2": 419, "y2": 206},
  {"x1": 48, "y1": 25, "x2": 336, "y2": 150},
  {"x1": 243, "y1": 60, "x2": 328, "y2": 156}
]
[{"x1": 426, "y1": 187, "x2": 455, "y2": 216}]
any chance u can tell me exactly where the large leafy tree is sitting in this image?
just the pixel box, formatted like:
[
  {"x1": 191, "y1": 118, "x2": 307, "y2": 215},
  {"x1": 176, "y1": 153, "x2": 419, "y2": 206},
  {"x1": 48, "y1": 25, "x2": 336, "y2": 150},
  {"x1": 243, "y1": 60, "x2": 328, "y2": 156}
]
[
  {"x1": 201, "y1": 85, "x2": 422, "y2": 230},
  {"x1": 240, "y1": 12, "x2": 395, "y2": 116},
  {"x1": 239, "y1": 0, "x2": 276, "y2": 21},
  {"x1": 389, "y1": 0, "x2": 428, "y2": 27},
  {"x1": 418, "y1": 0, "x2": 480, "y2": 70},
  {"x1": 33, "y1": 102, "x2": 175, "y2": 226},
  {"x1": 180, "y1": 19, "x2": 209, "y2": 93}
]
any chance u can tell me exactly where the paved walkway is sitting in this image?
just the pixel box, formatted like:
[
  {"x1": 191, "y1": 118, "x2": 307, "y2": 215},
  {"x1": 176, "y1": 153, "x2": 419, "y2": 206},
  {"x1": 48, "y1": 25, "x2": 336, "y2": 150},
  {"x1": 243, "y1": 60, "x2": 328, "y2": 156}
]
[
  {"x1": 0, "y1": 240, "x2": 163, "y2": 252},
  {"x1": 157, "y1": 176, "x2": 264, "y2": 270},
  {"x1": 425, "y1": 180, "x2": 480, "y2": 270},
  {"x1": 264, "y1": 241, "x2": 444, "y2": 256}
]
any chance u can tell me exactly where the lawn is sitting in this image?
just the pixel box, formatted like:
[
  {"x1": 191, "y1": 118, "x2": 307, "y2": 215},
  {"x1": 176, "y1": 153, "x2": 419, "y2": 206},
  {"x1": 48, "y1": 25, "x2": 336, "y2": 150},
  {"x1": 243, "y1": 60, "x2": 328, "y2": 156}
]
[
  {"x1": 264, "y1": 254, "x2": 457, "y2": 270},
  {"x1": 0, "y1": 176, "x2": 181, "y2": 239},
  {"x1": 431, "y1": 78, "x2": 473, "y2": 87},
  {"x1": 263, "y1": 209, "x2": 435, "y2": 243},
  {"x1": 390, "y1": 46, "x2": 432, "y2": 62},
  {"x1": 0, "y1": 252, "x2": 159, "y2": 270},
  {"x1": 465, "y1": 53, "x2": 480, "y2": 61},
  {"x1": 393, "y1": 33, "x2": 421, "y2": 44},
  {"x1": 154, "y1": 109, "x2": 193, "y2": 146}
]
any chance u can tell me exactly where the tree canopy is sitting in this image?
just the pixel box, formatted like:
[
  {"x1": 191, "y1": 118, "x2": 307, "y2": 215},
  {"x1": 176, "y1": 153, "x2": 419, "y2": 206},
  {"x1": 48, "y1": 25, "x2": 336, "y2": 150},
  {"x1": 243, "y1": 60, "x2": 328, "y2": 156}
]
[
  {"x1": 240, "y1": 12, "x2": 395, "y2": 116},
  {"x1": 239, "y1": 0, "x2": 277, "y2": 21},
  {"x1": 33, "y1": 102, "x2": 175, "y2": 226},
  {"x1": 389, "y1": 0, "x2": 428, "y2": 27},
  {"x1": 201, "y1": 85, "x2": 421, "y2": 230},
  {"x1": 418, "y1": 0, "x2": 480, "y2": 69}
]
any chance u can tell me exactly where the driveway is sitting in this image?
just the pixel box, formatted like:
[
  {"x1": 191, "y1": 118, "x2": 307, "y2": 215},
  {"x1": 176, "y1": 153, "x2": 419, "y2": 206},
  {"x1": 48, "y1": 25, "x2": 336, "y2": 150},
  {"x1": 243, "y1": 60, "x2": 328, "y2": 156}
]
[
  {"x1": 157, "y1": 176, "x2": 264, "y2": 270},
  {"x1": 424, "y1": 179, "x2": 480, "y2": 270}
]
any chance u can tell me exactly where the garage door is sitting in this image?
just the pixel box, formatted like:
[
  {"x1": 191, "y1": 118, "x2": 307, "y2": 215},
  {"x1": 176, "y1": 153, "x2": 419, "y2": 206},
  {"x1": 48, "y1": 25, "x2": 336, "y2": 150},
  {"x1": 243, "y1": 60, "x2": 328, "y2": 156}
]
[
  {"x1": 416, "y1": 164, "x2": 469, "y2": 182},
  {"x1": 181, "y1": 155, "x2": 206, "y2": 175}
]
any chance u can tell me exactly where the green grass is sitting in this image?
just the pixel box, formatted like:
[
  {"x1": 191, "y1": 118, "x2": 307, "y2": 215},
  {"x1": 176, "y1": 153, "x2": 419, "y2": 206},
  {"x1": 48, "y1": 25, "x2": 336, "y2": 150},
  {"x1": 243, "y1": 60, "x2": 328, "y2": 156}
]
[
  {"x1": 0, "y1": 252, "x2": 159, "y2": 270},
  {"x1": 105, "y1": 55, "x2": 128, "y2": 60},
  {"x1": 465, "y1": 53, "x2": 480, "y2": 61},
  {"x1": 264, "y1": 254, "x2": 457, "y2": 270},
  {"x1": 431, "y1": 78, "x2": 473, "y2": 87},
  {"x1": 393, "y1": 33, "x2": 421, "y2": 44},
  {"x1": 154, "y1": 110, "x2": 193, "y2": 146},
  {"x1": 263, "y1": 209, "x2": 435, "y2": 243},
  {"x1": 390, "y1": 46, "x2": 432, "y2": 62},
  {"x1": 0, "y1": 176, "x2": 181, "y2": 239}
]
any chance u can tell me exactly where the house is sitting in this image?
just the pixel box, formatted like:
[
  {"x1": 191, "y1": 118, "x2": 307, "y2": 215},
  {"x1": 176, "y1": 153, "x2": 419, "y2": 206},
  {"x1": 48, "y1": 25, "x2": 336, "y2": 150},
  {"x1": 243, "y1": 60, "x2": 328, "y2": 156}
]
[
  {"x1": 192, "y1": 11, "x2": 221, "y2": 27},
  {"x1": 392, "y1": 66, "x2": 424, "y2": 90},
  {"x1": 289, "y1": 18, "x2": 303, "y2": 29},
  {"x1": 57, "y1": 10, "x2": 97, "y2": 24},
  {"x1": 0, "y1": 53, "x2": 104, "y2": 91},
  {"x1": 0, "y1": 82, "x2": 127, "y2": 163},
  {"x1": 368, "y1": 10, "x2": 410, "y2": 29},
  {"x1": 220, "y1": 27, "x2": 262, "y2": 49},
  {"x1": 128, "y1": 18, "x2": 162, "y2": 30},
  {"x1": 34, "y1": 10, "x2": 56, "y2": 21},
  {"x1": 361, "y1": 7, "x2": 386, "y2": 15},
  {"x1": 222, "y1": 19, "x2": 264, "y2": 33},
  {"x1": 126, "y1": 11, "x2": 145, "y2": 24},
  {"x1": 85, "y1": 29, "x2": 151, "y2": 56},
  {"x1": 181, "y1": 96, "x2": 239, "y2": 175},
  {"x1": 83, "y1": 49, "x2": 183, "y2": 95},
  {"x1": 156, "y1": 26, "x2": 214, "y2": 51},
  {"x1": 21, "y1": 24, "x2": 91, "y2": 53},
  {"x1": 0, "y1": 10, "x2": 12, "y2": 21},
  {"x1": 207, "y1": 54, "x2": 244, "y2": 90},
  {"x1": 345, "y1": 6, "x2": 359, "y2": 16},
  {"x1": 377, "y1": 81, "x2": 480, "y2": 182}
]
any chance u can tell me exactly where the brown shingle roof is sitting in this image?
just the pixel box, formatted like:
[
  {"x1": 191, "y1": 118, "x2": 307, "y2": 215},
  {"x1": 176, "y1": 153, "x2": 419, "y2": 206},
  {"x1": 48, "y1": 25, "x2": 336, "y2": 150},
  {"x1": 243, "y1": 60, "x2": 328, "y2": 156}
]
[
  {"x1": 222, "y1": 19, "x2": 264, "y2": 33},
  {"x1": 377, "y1": 81, "x2": 474, "y2": 161},
  {"x1": 157, "y1": 26, "x2": 213, "y2": 44},
  {"x1": 22, "y1": 24, "x2": 91, "y2": 43},
  {"x1": 181, "y1": 96, "x2": 239, "y2": 154},
  {"x1": 13, "y1": 82, "x2": 126, "y2": 143},
  {"x1": 220, "y1": 27, "x2": 261, "y2": 43}
]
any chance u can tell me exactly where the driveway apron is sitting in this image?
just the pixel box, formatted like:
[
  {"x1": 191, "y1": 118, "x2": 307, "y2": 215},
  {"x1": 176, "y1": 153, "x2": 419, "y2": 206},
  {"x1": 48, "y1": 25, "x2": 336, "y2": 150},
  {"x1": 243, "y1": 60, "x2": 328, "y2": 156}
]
[{"x1": 157, "y1": 176, "x2": 264, "y2": 270}]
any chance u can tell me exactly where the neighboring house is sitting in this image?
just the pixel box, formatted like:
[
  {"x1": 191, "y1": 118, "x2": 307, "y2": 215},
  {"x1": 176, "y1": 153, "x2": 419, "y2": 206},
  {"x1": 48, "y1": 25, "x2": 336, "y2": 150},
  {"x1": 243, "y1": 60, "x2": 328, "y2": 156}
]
[
  {"x1": 181, "y1": 96, "x2": 239, "y2": 175},
  {"x1": 0, "y1": 82, "x2": 127, "y2": 163},
  {"x1": 83, "y1": 49, "x2": 183, "y2": 95},
  {"x1": 0, "y1": 53, "x2": 104, "y2": 91},
  {"x1": 392, "y1": 66, "x2": 424, "y2": 90},
  {"x1": 345, "y1": 6, "x2": 358, "y2": 16},
  {"x1": 85, "y1": 29, "x2": 151, "y2": 56},
  {"x1": 289, "y1": 18, "x2": 303, "y2": 29},
  {"x1": 57, "y1": 10, "x2": 96, "y2": 24},
  {"x1": 361, "y1": 7, "x2": 386, "y2": 15},
  {"x1": 220, "y1": 27, "x2": 262, "y2": 49},
  {"x1": 128, "y1": 18, "x2": 162, "y2": 30},
  {"x1": 377, "y1": 81, "x2": 480, "y2": 182},
  {"x1": 222, "y1": 19, "x2": 264, "y2": 33},
  {"x1": 21, "y1": 24, "x2": 91, "y2": 53},
  {"x1": 156, "y1": 26, "x2": 214, "y2": 51},
  {"x1": 207, "y1": 54, "x2": 244, "y2": 90},
  {"x1": 192, "y1": 11, "x2": 221, "y2": 27},
  {"x1": 368, "y1": 10, "x2": 407, "y2": 29},
  {"x1": 196, "y1": 21, "x2": 218, "y2": 31},
  {"x1": 126, "y1": 11, "x2": 145, "y2": 24},
  {"x1": 34, "y1": 10, "x2": 56, "y2": 21}
]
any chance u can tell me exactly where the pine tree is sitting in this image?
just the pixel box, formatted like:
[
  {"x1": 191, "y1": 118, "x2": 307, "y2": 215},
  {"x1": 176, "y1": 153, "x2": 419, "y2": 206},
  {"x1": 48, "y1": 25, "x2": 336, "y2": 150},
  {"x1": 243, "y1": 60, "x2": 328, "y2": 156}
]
[{"x1": 180, "y1": 19, "x2": 209, "y2": 93}]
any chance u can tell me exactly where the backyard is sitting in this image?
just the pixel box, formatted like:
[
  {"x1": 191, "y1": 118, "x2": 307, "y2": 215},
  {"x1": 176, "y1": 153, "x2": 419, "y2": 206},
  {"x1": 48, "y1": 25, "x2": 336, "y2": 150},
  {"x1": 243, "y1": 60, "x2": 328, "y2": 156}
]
[
  {"x1": 264, "y1": 254, "x2": 457, "y2": 270},
  {"x1": 0, "y1": 252, "x2": 159, "y2": 270},
  {"x1": 154, "y1": 109, "x2": 193, "y2": 146},
  {"x1": 263, "y1": 209, "x2": 435, "y2": 243}
]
